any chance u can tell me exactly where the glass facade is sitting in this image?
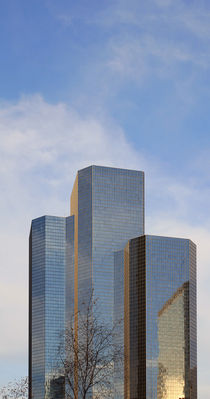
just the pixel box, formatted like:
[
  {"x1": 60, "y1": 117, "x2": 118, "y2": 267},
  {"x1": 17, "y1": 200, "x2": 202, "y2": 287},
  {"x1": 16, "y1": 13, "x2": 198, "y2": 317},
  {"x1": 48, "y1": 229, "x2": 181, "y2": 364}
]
[
  {"x1": 71, "y1": 165, "x2": 145, "y2": 322},
  {"x1": 70, "y1": 165, "x2": 144, "y2": 398},
  {"x1": 114, "y1": 249, "x2": 125, "y2": 399},
  {"x1": 124, "y1": 235, "x2": 197, "y2": 399},
  {"x1": 30, "y1": 166, "x2": 144, "y2": 399},
  {"x1": 157, "y1": 282, "x2": 189, "y2": 399},
  {"x1": 29, "y1": 215, "x2": 74, "y2": 399},
  {"x1": 29, "y1": 165, "x2": 197, "y2": 399},
  {"x1": 65, "y1": 216, "x2": 75, "y2": 329},
  {"x1": 71, "y1": 166, "x2": 144, "y2": 391}
]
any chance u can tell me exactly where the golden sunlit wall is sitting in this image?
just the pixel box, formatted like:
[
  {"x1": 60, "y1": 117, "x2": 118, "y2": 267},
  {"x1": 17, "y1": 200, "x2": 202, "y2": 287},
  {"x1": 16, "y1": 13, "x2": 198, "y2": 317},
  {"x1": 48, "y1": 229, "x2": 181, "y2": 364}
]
[{"x1": 157, "y1": 283, "x2": 189, "y2": 399}]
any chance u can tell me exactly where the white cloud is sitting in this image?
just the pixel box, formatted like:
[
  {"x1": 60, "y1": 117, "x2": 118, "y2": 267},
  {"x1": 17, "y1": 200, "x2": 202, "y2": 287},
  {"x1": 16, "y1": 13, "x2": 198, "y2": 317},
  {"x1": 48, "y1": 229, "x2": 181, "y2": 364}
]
[
  {"x1": 0, "y1": 94, "x2": 148, "y2": 221},
  {"x1": 47, "y1": 0, "x2": 210, "y2": 117},
  {"x1": 0, "y1": 280, "x2": 27, "y2": 359},
  {"x1": 179, "y1": 9, "x2": 210, "y2": 40},
  {"x1": 101, "y1": 0, "x2": 210, "y2": 41},
  {"x1": 147, "y1": 173, "x2": 210, "y2": 225},
  {"x1": 0, "y1": 94, "x2": 143, "y2": 171},
  {"x1": 108, "y1": 31, "x2": 210, "y2": 84},
  {"x1": 97, "y1": 0, "x2": 210, "y2": 85}
]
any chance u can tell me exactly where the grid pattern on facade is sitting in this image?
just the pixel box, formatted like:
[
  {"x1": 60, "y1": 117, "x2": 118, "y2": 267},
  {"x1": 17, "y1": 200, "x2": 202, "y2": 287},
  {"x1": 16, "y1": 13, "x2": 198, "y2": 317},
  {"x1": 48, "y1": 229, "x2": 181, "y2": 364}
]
[
  {"x1": 29, "y1": 166, "x2": 197, "y2": 399},
  {"x1": 189, "y1": 241, "x2": 197, "y2": 399},
  {"x1": 70, "y1": 165, "x2": 144, "y2": 399},
  {"x1": 114, "y1": 250, "x2": 125, "y2": 399},
  {"x1": 129, "y1": 236, "x2": 146, "y2": 399},
  {"x1": 145, "y1": 235, "x2": 196, "y2": 399},
  {"x1": 92, "y1": 165, "x2": 144, "y2": 324},
  {"x1": 157, "y1": 282, "x2": 189, "y2": 399},
  {"x1": 70, "y1": 165, "x2": 144, "y2": 322},
  {"x1": 65, "y1": 216, "x2": 75, "y2": 328},
  {"x1": 77, "y1": 167, "x2": 93, "y2": 308},
  {"x1": 124, "y1": 235, "x2": 196, "y2": 399},
  {"x1": 29, "y1": 216, "x2": 70, "y2": 399},
  {"x1": 30, "y1": 216, "x2": 45, "y2": 399},
  {"x1": 45, "y1": 216, "x2": 66, "y2": 395}
]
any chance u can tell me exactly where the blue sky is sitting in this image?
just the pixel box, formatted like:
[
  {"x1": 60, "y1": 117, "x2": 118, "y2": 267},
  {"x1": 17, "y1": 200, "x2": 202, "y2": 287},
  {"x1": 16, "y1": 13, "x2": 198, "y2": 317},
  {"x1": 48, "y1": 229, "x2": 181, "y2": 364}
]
[
  {"x1": 0, "y1": 0, "x2": 210, "y2": 397},
  {"x1": 1, "y1": 0, "x2": 210, "y2": 171}
]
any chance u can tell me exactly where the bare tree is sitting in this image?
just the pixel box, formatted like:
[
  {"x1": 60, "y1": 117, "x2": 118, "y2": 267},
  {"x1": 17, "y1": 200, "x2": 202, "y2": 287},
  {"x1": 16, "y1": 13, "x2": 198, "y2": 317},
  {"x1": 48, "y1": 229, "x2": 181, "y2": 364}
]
[
  {"x1": 57, "y1": 294, "x2": 123, "y2": 399},
  {"x1": 0, "y1": 377, "x2": 28, "y2": 399}
]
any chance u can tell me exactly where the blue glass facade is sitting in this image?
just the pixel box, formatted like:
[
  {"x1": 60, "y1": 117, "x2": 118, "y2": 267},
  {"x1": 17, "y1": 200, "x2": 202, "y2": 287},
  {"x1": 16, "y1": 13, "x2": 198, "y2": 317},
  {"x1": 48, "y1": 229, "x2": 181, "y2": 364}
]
[
  {"x1": 29, "y1": 165, "x2": 197, "y2": 399},
  {"x1": 70, "y1": 166, "x2": 144, "y2": 398},
  {"x1": 29, "y1": 215, "x2": 74, "y2": 399},
  {"x1": 71, "y1": 166, "x2": 145, "y2": 322},
  {"x1": 30, "y1": 166, "x2": 144, "y2": 399},
  {"x1": 92, "y1": 166, "x2": 144, "y2": 323},
  {"x1": 65, "y1": 216, "x2": 74, "y2": 328},
  {"x1": 124, "y1": 235, "x2": 197, "y2": 399}
]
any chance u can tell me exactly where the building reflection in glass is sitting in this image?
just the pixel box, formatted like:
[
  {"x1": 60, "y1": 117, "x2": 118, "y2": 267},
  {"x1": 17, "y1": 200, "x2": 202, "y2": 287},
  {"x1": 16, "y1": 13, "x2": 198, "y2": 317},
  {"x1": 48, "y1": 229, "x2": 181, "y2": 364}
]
[
  {"x1": 157, "y1": 282, "x2": 189, "y2": 399},
  {"x1": 123, "y1": 235, "x2": 197, "y2": 399}
]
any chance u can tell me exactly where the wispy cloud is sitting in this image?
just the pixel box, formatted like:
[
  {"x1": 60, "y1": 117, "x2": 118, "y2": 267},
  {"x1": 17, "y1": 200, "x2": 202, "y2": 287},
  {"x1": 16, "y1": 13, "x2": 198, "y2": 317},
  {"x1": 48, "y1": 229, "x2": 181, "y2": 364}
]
[
  {"x1": 107, "y1": 33, "x2": 209, "y2": 84},
  {"x1": 0, "y1": 94, "x2": 146, "y2": 205},
  {"x1": 179, "y1": 8, "x2": 210, "y2": 40},
  {"x1": 48, "y1": 0, "x2": 210, "y2": 122},
  {"x1": 41, "y1": 0, "x2": 210, "y2": 126},
  {"x1": 105, "y1": 1, "x2": 210, "y2": 83}
]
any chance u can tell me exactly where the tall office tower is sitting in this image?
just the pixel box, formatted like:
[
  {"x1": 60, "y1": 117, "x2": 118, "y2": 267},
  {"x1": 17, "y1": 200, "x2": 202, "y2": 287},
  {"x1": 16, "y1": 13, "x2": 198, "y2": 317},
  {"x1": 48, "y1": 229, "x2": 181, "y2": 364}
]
[
  {"x1": 121, "y1": 235, "x2": 197, "y2": 399},
  {"x1": 29, "y1": 215, "x2": 74, "y2": 399},
  {"x1": 70, "y1": 166, "x2": 144, "y2": 323}
]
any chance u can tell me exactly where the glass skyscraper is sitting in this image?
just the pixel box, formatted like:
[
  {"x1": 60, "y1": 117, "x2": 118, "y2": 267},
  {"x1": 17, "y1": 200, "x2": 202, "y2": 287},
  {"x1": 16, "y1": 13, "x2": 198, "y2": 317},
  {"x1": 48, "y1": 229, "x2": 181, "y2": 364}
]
[
  {"x1": 121, "y1": 235, "x2": 197, "y2": 399},
  {"x1": 29, "y1": 215, "x2": 74, "y2": 399},
  {"x1": 70, "y1": 166, "x2": 145, "y2": 323},
  {"x1": 29, "y1": 165, "x2": 197, "y2": 399}
]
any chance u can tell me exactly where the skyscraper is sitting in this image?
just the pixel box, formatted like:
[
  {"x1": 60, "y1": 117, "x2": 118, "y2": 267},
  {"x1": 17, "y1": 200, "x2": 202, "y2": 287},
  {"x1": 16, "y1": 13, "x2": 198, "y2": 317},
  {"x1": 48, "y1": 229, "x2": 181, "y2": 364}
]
[
  {"x1": 29, "y1": 165, "x2": 197, "y2": 399},
  {"x1": 70, "y1": 166, "x2": 144, "y2": 324},
  {"x1": 29, "y1": 215, "x2": 74, "y2": 399},
  {"x1": 121, "y1": 235, "x2": 197, "y2": 399}
]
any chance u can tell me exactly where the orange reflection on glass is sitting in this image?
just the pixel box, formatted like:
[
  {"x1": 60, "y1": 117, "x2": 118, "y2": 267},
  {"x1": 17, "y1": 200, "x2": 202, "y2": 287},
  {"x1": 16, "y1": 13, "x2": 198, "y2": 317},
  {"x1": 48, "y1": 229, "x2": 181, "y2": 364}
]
[{"x1": 157, "y1": 282, "x2": 189, "y2": 399}]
